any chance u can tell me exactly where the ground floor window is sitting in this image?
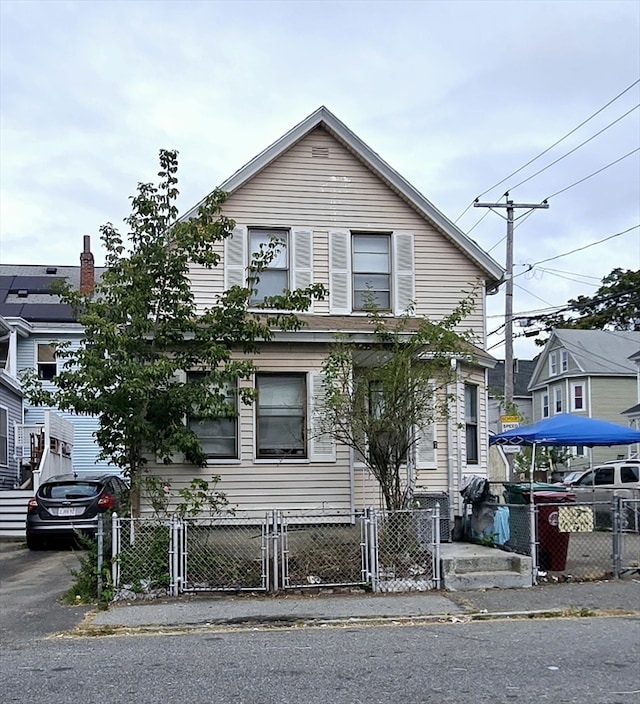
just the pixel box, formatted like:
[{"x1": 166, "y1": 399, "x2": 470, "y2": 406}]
[
  {"x1": 187, "y1": 373, "x2": 237, "y2": 459},
  {"x1": 256, "y1": 373, "x2": 306, "y2": 458},
  {"x1": 465, "y1": 384, "x2": 478, "y2": 464},
  {"x1": 0, "y1": 407, "x2": 7, "y2": 466}
]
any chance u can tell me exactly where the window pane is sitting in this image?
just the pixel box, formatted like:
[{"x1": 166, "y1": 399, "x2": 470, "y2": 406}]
[
  {"x1": 354, "y1": 289, "x2": 390, "y2": 311},
  {"x1": 189, "y1": 418, "x2": 236, "y2": 458},
  {"x1": 353, "y1": 252, "x2": 389, "y2": 272},
  {"x1": 257, "y1": 375, "x2": 305, "y2": 458},
  {"x1": 250, "y1": 230, "x2": 288, "y2": 268},
  {"x1": 465, "y1": 385, "x2": 478, "y2": 423},
  {"x1": 594, "y1": 467, "x2": 614, "y2": 485},
  {"x1": 353, "y1": 235, "x2": 389, "y2": 255},
  {"x1": 252, "y1": 270, "x2": 288, "y2": 301},
  {"x1": 38, "y1": 345, "x2": 55, "y2": 363},
  {"x1": 621, "y1": 466, "x2": 639, "y2": 483}
]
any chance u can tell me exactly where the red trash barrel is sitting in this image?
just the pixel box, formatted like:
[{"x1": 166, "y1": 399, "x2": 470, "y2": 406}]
[{"x1": 525, "y1": 490, "x2": 576, "y2": 571}]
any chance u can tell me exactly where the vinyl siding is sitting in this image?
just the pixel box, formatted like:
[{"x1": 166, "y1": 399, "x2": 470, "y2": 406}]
[
  {"x1": 0, "y1": 385, "x2": 22, "y2": 488},
  {"x1": 18, "y1": 334, "x2": 109, "y2": 475},
  {"x1": 189, "y1": 127, "x2": 486, "y2": 339}
]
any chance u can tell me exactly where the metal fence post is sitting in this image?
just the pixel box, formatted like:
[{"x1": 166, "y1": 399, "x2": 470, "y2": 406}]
[
  {"x1": 612, "y1": 496, "x2": 622, "y2": 579},
  {"x1": 96, "y1": 513, "x2": 104, "y2": 599},
  {"x1": 169, "y1": 516, "x2": 179, "y2": 597},
  {"x1": 433, "y1": 504, "x2": 441, "y2": 590},
  {"x1": 111, "y1": 512, "x2": 120, "y2": 590},
  {"x1": 271, "y1": 509, "x2": 279, "y2": 593},
  {"x1": 368, "y1": 508, "x2": 379, "y2": 593},
  {"x1": 529, "y1": 500, "x2": 538, "y2": 584}
]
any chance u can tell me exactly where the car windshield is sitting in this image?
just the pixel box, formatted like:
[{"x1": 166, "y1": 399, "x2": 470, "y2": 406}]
[{"x1": 40, "y1": 482, "x2": 101, "y2": 500}]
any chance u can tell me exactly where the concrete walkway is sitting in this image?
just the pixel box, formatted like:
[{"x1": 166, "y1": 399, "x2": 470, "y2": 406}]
[{"x1": 89, "y1": 578, "x2": 640, "y2": 633}]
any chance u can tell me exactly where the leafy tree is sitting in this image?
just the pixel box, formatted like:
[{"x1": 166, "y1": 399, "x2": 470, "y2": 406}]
[
  {"x1": 23, "y1": 150, "x2": 325, "y2": 514},
  {"x1": 533, "y1": 268, "x2": 640, "y2": 343},
  {"x1": 319, "y1": 295, "x2": 477, "y2": 511}
]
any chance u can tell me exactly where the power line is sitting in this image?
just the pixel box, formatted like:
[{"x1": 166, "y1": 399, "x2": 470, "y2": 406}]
[
  {"x1": 507, "y1": 104, "x2": 639, "y2": 192},
  {"x1": 514, "y1": 224, "x2": 639, "y2": 272},
  {"x1": 545, "y1": 148, "x2": 640, "y2": 200},
  {"x1": 454, "y1": 78, "x2": 640, "y2": 223}
]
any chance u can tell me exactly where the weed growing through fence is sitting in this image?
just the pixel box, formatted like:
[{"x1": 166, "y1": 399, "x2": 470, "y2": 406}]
[
  {"x1": 118, "y1": 523, "x2": 171, "y2": 591},
  {"x1": 63, "y1": 532, "x2": 112, "y2": 605}
]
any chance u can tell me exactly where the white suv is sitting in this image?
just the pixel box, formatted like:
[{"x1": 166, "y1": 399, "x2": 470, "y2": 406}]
[{"x1": 571, "y1": 459, "x2": 640, "y2": 528}]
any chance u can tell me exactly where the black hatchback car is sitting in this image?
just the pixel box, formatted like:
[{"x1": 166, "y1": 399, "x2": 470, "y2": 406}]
[{"x1": 26, "y1": 473, "x2": 129, "y2": 550}]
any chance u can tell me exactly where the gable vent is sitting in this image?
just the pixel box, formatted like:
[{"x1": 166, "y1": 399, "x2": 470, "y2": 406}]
[{"x1": 311, "y1": 146, "x2": 329, "y2": 158}]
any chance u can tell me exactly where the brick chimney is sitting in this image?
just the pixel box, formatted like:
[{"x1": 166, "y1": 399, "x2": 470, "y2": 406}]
[{"x1": 79, "y1": 235, "x2": 95, "y2": 294}]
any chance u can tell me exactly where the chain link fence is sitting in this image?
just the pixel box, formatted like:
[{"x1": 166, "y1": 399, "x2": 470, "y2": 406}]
[
  {"x1": 473, "y1": 483, "x2": 640, "y2": 582},
  {"x1": 107, "y1": 507, "x2": 442, "y2": 600}
]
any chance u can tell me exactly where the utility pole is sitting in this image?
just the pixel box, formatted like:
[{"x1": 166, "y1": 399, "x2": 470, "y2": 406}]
[{"x1": 474, "y1": 196, "x2": 549, "y2": 407}]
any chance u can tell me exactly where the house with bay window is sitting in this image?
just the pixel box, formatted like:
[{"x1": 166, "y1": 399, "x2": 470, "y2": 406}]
[
  {"x1": 528, "y1": 328, "x2": 639, "y2": 468},
  {"x1": 148, "y1": 106, "x2": 504, "y2": 519}
]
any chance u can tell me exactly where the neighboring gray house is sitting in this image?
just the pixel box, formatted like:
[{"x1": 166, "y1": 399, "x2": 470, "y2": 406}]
[
  {"x1": 528, "y1": 329, "x2": 640, "y2": 468},
  {"x1": 0, "y1": 237, "x2": 108, "y2": 483},
  {"x1": 622, "y1": 348, "x2": 640, "y2": 432},
  {"x1": 487, "y1": 359, "x2": 537, "y2": 434}
]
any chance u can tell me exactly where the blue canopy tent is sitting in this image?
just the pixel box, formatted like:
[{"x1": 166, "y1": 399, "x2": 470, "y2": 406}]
[
  {"x1": 489, "y1": 414, "x2": 640, "y2": 580},
  {"x1": 490, "y1": 413, "x2": 640, "y2": 448}
]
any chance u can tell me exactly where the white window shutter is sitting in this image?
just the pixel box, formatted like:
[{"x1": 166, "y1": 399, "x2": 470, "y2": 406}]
[
  {"x1": 224, "y1": 225, "x2": 247, "y2": 290},
  {"x1": 309, "y1": 371, "x2": 336, "y2": 462},
  {"x1": 393, "y1": 231, "x2": 415, "y2": 315},
  {"x1": 329, "y1": 230, "x2": 351, "y2": 314},
  {"x1": 292, "y1": 229, "x2": 314, "y2": 310}
]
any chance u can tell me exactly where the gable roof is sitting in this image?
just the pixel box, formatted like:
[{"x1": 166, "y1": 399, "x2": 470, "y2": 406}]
[
  {"x1": 0, "y1": 265, "x2": 105, "y2": 323},
  {"x1": 529, "y1": 329, "x2": 640, "y2": 389},
  {"x1": 488, "y1": 359, "x2": 538, "y2": 398},
  {"x1": 181, "y1": 106, "x2": 504, "y2": 286}
]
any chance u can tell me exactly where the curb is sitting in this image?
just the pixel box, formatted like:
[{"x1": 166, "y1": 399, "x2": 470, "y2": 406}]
[{"x1": 63, "y1": 606, "x2": 639, "y2": 639}]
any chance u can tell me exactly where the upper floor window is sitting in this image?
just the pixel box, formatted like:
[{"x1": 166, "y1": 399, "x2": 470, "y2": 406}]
[
  {"x1": 256, "y1": 373, "x2": 306, "y2": 459},
  {"x1": 571, "y1": 383, "x2": 584, "y2": 411},
  {"x1": 561, "y1": 350, "x2": 569, "y2": 372},
  {"x1": 554, "y1": 387, "x2": 562, "y2": 414},
  {"x1": 249, "y1": 228, "x2": 289, "y2": 304},
  {"x1": 352, "y1": 233, "x2": 390, "y2": 311},
  {"x1": 465, "y1": 384, "x2": 479, "y2": 464},
  {"x1": 549, "y1": 352, "x2": 558, "y2": 376},
  {"x1": 37, "y1": 344, "x2": 56, "y2": 380},
  {"x1": 542, "y1": 393, "x2": 549, "y2": 418},
  {"x1": 328, "y1": 230, "x2": 414, "y2": 316},
  {"x1": 187, "y1": 373, "x2": 237, "y2": 459}
]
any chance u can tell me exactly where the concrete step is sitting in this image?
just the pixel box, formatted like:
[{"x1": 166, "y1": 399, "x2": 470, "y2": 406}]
[{"x1": 440, "y1": 542, "x2": 533, "y2": 591}]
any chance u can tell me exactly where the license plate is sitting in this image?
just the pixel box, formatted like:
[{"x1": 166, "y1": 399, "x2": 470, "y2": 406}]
[{"x1": 57, "y1": 507, "x2": 77, "y2": 517}]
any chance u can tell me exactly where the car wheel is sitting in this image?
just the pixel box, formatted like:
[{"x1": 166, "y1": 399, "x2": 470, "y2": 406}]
[{"x1": 26, "y1": 535, "x2": 44, "y2": 551}]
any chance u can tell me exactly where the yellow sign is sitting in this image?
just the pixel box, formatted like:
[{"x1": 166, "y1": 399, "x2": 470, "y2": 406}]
[{"x1": 500, "y1": 415, "x2": 520, "y2": 423}]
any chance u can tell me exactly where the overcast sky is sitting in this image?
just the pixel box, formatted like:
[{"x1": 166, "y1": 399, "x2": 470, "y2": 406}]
[{"x1": 1, "y1": 0, "x2": 639, "y2": 360}]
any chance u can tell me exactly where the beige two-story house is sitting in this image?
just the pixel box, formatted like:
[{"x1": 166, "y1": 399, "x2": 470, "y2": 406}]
[{"x1": 149, "y1": 107, "x2": 504, "y2": 520}]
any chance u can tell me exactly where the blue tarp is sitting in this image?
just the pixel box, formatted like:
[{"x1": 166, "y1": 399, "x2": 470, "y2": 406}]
[{"x1": 490, "y1": 413, "x2": 640, "y2": 447}]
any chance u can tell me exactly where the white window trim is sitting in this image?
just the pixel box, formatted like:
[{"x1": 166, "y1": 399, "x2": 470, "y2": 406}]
[
  {"x1": 549, "y1": 352, "x2": 558, "y2": 377},
  {"x1": 571, "y1": 382, "x2": 585, "y2": 412},
  {"x1": 554, "y1": 387, "x2": 562, "y2": 414},
  {"x1": 542, "y1": 392, "x2": 549, "y2": 418},
  {"x1": 0, "y1": 405, "x2": 8, "y2": 467},
  {"x1": 561, "y1": 350, "x2": 569, "y2": 372}
]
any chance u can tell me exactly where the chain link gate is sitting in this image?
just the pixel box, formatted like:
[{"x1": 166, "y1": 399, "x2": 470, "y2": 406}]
[{"x1": 110, "y1": 507, "x2": 442, "y2": 597}]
